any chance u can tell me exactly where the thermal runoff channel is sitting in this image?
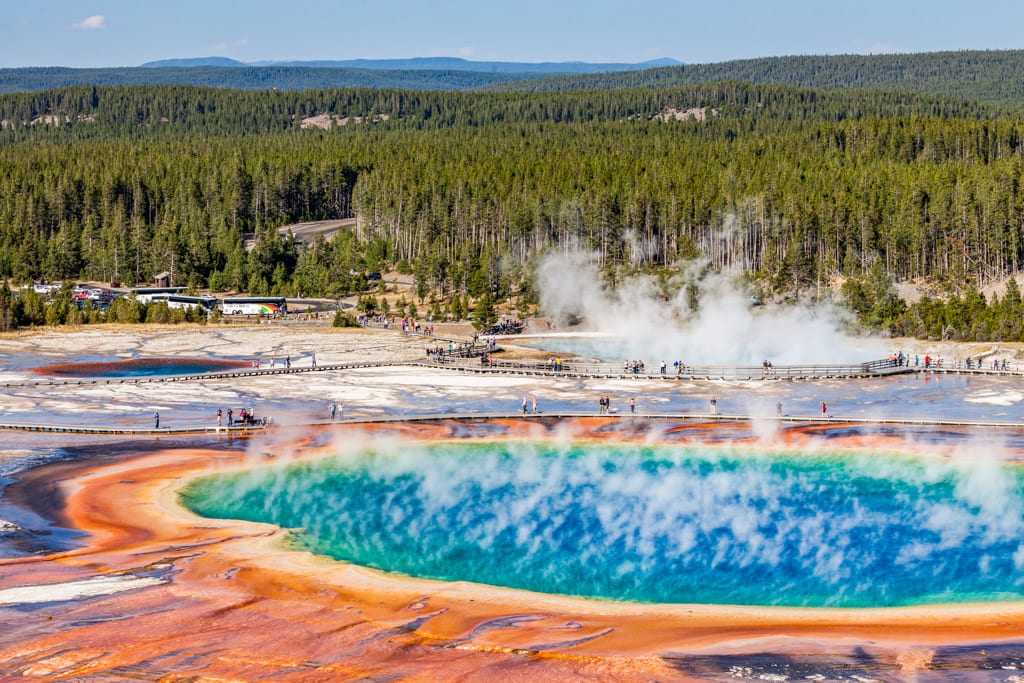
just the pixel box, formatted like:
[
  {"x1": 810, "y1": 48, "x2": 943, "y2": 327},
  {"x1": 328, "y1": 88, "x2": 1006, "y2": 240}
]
[{"x1": 181, "y1": 440, "x2": 1024, "y2": 608}]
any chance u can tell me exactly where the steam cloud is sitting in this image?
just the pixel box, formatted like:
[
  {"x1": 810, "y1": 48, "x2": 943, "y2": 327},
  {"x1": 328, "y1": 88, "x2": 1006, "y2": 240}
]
[{"x1": 535, "y1": 252, "x2": 886, "y2": 366}]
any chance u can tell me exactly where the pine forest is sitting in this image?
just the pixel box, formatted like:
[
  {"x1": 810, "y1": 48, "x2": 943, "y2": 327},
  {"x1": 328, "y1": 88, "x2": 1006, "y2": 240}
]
[{"x1": 3, "y1": 79, "x2": 1024, "y2": 339}]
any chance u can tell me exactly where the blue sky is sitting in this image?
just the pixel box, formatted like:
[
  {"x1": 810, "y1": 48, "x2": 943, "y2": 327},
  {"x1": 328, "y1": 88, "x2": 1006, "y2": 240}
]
[{"x1": 4, "y1": 0, "x2": 1024, "y2": 68}]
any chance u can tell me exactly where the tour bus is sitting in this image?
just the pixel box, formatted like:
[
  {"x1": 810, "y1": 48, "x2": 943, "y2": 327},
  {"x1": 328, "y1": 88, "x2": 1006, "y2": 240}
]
[
  {"x1": 148, "y1": 294, "x2": 219, "y2": 312},
  {"x1": 220, "y1": 297, "x2": 288, "y2": 316},
  {"x1": 128, "y1": 286, "x2": 187, "y2": 304}
]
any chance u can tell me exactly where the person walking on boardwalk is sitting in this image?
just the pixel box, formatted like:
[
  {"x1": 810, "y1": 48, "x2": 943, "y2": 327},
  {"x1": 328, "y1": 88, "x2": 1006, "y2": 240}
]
[
  {"x1": 776, "y1": 401, "x2": 783, "y2": 417},
  {"x1": 154, "y1": 411, "x2": 160, "y2": 429},
  {"x1": 329, "y1": 401, "x2": 337, "y2": 421},
  {"x1": 630, "y1": 397, "x2": 636, "y2": 414},
  {"x1": 227, "y1": 407, "x2": 233, "y2": 425},
  {"x1": 216, "y1": 407, "x2": 223, "y2": 426},
  {"x1": 532, "y1": 394, "x2": 538, "y2": 414},
  {"x1": 821, "y1": 401, "x2": 828, "y2": 417},
  {"x1": 311, "y1": 353, "x2": 317, "y2": 368},
  {"x1": 710, "y1": 396, "x2": 717, "y2": 415},
  {"x1": 522, "y1": 396, "x2": 528, "y2": 415}
]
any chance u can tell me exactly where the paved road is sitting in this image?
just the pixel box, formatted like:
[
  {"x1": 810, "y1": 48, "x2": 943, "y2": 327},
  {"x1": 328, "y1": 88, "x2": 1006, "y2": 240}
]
[{"x1": 277, "y1": 218, "x2": 356, "y2": 245}]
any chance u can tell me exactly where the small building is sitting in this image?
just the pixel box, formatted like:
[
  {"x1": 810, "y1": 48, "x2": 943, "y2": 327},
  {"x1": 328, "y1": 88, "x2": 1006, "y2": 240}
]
[{"x1": 153, "y1": 271, "x2": 171, "y2": 288}]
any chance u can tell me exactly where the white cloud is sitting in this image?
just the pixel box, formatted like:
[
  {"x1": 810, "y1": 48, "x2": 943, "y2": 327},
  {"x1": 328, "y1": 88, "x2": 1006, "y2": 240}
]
[
  {"x1": 430, "y1": 46, "x2": 475, "y2": 58},
  {"x1": 72, "y1": 15, "x2": 106, "y2": 31},
  {"x1": 213, "y1": 38, "x2": 249, "y2": 53}
]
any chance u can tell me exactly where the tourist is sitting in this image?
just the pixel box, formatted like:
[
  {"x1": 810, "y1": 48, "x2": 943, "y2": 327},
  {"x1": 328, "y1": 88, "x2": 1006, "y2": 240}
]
[
  {"x1": 630, "y1": 397, "x2": 636, "y2": 414},
  {"x1": 710, "y1": 396, "x2": 717, "y2": 415},
  {"x1": 154, "y1": 411, "x2": 160, "y2": 429},
  {"x1": 227, "y1": 407, "x2": 233, "y2": 425},
  {"x1": 532, "y1": 395, "x2": 538, "y2": 414},
  {"x1": 329, "y1": 401, "x2": 336, "y2": 421},
  {"x1": 821, "y1": 401, "x2": 828, "y2": 417},
  {"x1": 286, "y1": 356, "x2": 291, "y2": 369},
  {"x1": 311, "y1": 353, "x2": 317, "y2": 368},
  {"x1": 660, "y1": 360, "x2": 666, "y2": 375},
  {"x1": 776, "y1": 401, "x2": 783, "y2": 417},
  {"x1": 522, "y1": 396, "x2": 528, "y2": 414},
  {"x1": 216, "y1": 407, "x2": 222, "y2": 426}
]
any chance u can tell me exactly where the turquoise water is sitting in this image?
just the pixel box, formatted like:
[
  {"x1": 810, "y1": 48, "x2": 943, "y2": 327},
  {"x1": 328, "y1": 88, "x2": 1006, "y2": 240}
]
[
  {"x1": 181, "y1": 442, "x2": 1024, "y2": 607},
  {"x1": 33, "y1": 357, "x2": 249, "y2": 378}
]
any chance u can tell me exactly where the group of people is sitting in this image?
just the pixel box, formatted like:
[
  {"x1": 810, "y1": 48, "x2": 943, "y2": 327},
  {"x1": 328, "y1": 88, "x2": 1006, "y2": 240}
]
[
  {"x1": 425, "y1": 342, "x2": 478, "y2": 360},
  {"x1": 520, "y1": 395, "x2": 539, "y2": 414},
  {"x1": 888, "y1": 350, "x2": 1013, "y2": 372},
  {"x1": 623, "y1": 360, "x2": 646, "y2": 374},
  {"x1": 401, "y1": 318, "x2": 436, "y2": 335},
  {"x1": 327, "y1": 401, "x2": 345, "y2": 421},
  {"x1": 488, "y1": 318, "x2": 526, "y2": 335},
  {"x1": 356, "y1": 313, "x2": 390, "y2": 327},
  {"x1": 626, "y1": 360, "x2": 690, "y2": 375},
  {"x1": 215, "y1": 407, "x2": 267, "y2": 427},
  {"x1": 248, "y1": 355, "x2": 294, "y2": 369}
]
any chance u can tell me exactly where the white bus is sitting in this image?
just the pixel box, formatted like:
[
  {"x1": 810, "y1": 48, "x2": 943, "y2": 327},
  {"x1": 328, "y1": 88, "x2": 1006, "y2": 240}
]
[
  {"x1": 148, "y1": 294, "x2": 218, "y2": 312},
  {"x1": 129, "y1": 286, "x2": 187, "y2": 304},
  {"x1": 220, "y1": 297, "x2": 288, "y2": 316}
]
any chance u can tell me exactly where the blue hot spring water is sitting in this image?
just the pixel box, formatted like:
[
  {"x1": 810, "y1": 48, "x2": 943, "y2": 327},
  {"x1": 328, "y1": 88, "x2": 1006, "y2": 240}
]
[
  {"x1": 33, "y1": 357, "x2": 249, "y2": 378},
  {"x1": 180, "y1": 442, "x2": 1024, "y2": 607}
]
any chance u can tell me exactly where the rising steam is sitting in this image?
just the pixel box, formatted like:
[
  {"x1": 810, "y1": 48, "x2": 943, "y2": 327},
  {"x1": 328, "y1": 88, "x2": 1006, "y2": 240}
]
[
  {"x1": 182, "y1": 436, "x2": 1024, "y2": 609},
  {"x1": 534, "y1": 252, "x2": 886, "y2": 365}
]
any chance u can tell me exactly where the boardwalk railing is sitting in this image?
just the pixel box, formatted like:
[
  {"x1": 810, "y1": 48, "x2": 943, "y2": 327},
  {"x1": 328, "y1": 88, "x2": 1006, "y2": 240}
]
[
  {"x1": 6, "y1": 411, "x2": 1024, "y2": 434},
  {"x1": 425, "y1": 356, "x2": 910, "y2": 380},
  {"x1": 0, "y1": 421, "x2": 269, "y2": 435}
]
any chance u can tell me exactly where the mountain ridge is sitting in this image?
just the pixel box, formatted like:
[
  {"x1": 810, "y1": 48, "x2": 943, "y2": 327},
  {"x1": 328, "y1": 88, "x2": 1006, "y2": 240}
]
[{"x1": 140, "y1": 56, "x2": 682, "y2": 73}]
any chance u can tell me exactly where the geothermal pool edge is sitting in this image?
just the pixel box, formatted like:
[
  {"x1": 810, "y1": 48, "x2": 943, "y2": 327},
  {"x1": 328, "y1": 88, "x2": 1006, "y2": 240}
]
[{"x1": 4, "y1": 418, "x2": 1024, "y2": 681}]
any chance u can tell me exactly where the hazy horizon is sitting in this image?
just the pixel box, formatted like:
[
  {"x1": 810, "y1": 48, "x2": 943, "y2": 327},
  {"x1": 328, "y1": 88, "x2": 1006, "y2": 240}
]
[{"x1": 3, "y1": 0, "x2": 1024, "y2": 69}]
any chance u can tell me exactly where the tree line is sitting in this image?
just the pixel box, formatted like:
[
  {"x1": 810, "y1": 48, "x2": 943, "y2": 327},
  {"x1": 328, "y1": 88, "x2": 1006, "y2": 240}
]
[
  {"x1": 3, "y1": 83, "x2": 1024, "y2": 338},
  {"x1": 7, "y1": 50, "x2": 1024, "y2": 109},
  {"x1": 488, "y1": 50, "x2": 1024, "y2": 109}
]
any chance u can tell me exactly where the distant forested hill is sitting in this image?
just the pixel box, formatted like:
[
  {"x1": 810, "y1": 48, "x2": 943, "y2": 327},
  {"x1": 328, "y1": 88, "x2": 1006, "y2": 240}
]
[
  {"x1": 178, "y1": 56, "x2": 683, "y2": 73},
  {"x1": 8, "y1": 50, "x2": 1024, "y2": 105},
  {"x1": 0, "y1": 66, "x2": 540, "y2": 94},
  {"x1": 492, "y1": 50, "x2": 1024, "y2": 107},
  {"x1": 0, "y1": 58, "x2": 682, "y2": 94}
]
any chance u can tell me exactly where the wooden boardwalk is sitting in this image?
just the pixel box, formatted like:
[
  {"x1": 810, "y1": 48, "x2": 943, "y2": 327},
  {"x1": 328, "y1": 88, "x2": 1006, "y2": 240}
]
[
  {"x1": 6, "y1": 355, "x2": 1023, "y2": 392},
  {"x1": 3, "y1": 411, "x2": 1024, "y2": 435},
  {"x1": 0, "y1": 422, "x2": 270, "y2": 435},
  {"x1": 426, "y1": 357, "x2": 916, "y2": 381},
  {"x1": 299, "y1": 411, "x2": 1024, "y2": 429}
]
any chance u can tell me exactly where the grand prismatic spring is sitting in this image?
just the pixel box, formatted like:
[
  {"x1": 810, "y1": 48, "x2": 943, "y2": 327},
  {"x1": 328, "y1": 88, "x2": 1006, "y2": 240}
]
[{"x1": 5, "y1": 325, "x2": 1024, "y2": 680}]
